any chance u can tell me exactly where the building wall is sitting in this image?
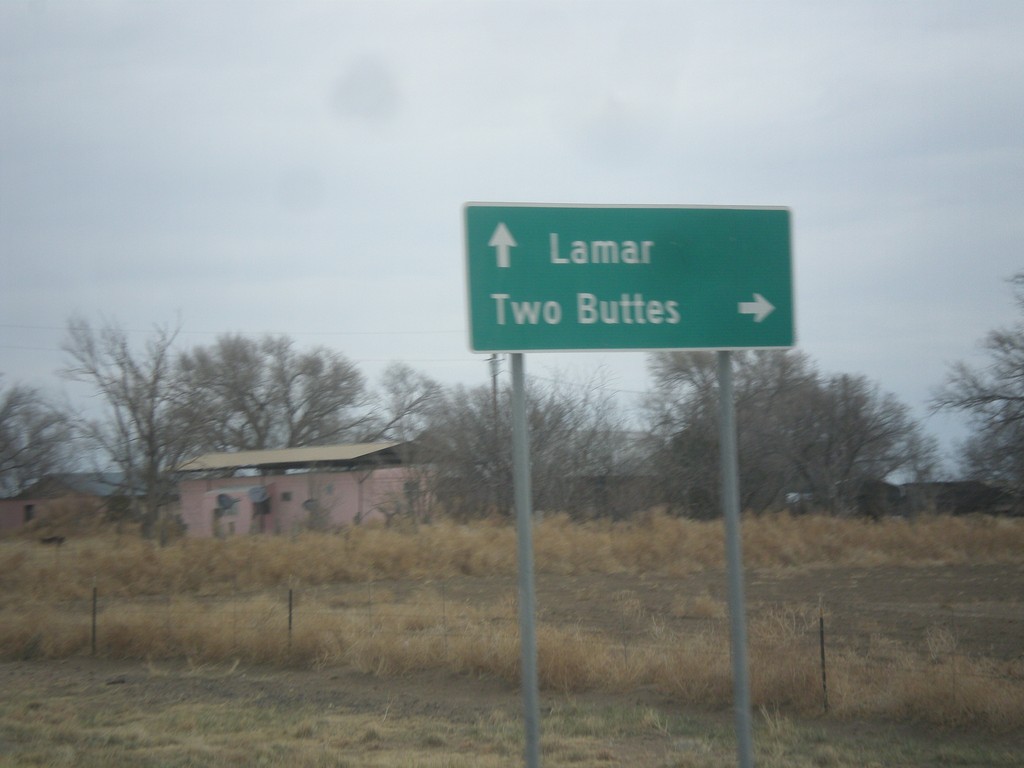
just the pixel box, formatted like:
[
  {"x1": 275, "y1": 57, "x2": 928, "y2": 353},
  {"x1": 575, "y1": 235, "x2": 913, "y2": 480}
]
[
  {"x1": 0, "y1": 493, "x2": 97, "y2": 533},
  {"x1": 0, "y1": 499, "x2": 35, "y2": 532},
  {"x1": 178, "y1": 467, "x2": 418, "y2": 537}
]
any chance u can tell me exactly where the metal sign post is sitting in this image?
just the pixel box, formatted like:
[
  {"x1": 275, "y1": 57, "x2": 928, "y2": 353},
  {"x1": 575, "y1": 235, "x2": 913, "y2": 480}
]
[
  {"x1": 718, "y1": 350, "x2": 754, "y2": 768},
  {"x1": 511, "y1": 352, "x2": 541, "y2": 768}
]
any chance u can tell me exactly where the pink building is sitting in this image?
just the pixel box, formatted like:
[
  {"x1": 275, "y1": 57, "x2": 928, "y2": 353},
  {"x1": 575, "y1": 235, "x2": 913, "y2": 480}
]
[{"x1": 176, "y1": 443, "x2": 423, "y2": 537}]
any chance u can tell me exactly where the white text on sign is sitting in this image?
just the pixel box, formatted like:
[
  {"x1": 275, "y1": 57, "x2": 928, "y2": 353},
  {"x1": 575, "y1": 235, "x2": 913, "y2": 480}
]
[
  {"x1": 490, "y1": 293, "x2": 681, "y2": 327},
  {"x1": 549, "y1": 234, "x2": 654, "y2": 265}
]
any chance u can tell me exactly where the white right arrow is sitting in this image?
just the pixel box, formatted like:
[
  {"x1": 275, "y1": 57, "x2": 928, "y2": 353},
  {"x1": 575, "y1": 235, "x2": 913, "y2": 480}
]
[
  {"x1": 738, "y1": 293, "x2": 775, "y2": 323},
  {"x1": 489, "y1": 223, "x2": 517, "y2": 268}
]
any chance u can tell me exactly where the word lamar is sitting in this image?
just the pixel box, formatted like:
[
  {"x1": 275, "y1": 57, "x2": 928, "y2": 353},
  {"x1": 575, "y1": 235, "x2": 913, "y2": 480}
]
[
  {"x1": 549, "y1": 233, "x2": 653, "y2": 265},
  {"x1": 490, "y1": 292, "x2": 681, "y2": 326}
]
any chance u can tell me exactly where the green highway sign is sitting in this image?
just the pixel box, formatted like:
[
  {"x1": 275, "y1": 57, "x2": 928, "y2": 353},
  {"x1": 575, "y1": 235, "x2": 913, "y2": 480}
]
[{"x1": 464, "y1": 203, "x2": 794, "y2": 352}]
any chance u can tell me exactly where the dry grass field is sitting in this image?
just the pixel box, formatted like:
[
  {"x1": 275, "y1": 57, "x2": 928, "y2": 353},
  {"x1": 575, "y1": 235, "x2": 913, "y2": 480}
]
[{"x1": 1, "y1": 512, "x2": 1023, "y2": 766}]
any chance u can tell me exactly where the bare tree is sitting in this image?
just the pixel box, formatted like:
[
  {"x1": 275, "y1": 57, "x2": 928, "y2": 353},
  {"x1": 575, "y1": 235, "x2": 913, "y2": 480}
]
[
  {"x1": 370, "y1": 362, "x2": 442, "y2": 443},
  {"x1": 60, "y1": 317, "x2": 196, "y2": 541},
  {"x1": 0, "y1": 378, "x2": 74, "y2": 497},
  {"x1": 645, "y1": 350, "x2": 935, "y2": 516},
  {"x1": 787, "y1": 372, "x2": 936, "y2": 513},
  {"x1": 643, "y1": 351, "x2": 721, "y2": 516},
  {"x1": 358, "y1": 363, "x2": 444, "y2": 526},
  {"x1": 644, "y1": 351, "x2": 808, "y2": 516},
  {"x1": 527, "y1": 370, "x2": 628, "y2": 518},
  {"x1": 177, "y1": 334, "x2": 372, "y2": 451},
  {"x1": 733, "y1": 350, "x2": 819, "y2": 512},
  {"x1": 419, "y1": 382, "x2": 510, "y2": 520},
  {"x1": 419, "y1": 371, "x2": 628, "y2": 520},
  {"x1": 933, "y1": 273, "x2": 1024, "y2": 497}
]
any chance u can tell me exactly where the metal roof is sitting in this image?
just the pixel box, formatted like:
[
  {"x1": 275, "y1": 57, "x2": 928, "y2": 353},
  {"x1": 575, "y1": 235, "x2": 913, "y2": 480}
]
[{"x1": 176, "y1": 442, "x2": 406, "y2": 473}]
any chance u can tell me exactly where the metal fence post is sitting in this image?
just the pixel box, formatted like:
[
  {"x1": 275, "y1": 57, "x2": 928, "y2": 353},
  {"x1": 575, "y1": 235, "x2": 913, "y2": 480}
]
[
  {"x1": 819, "y1": 600, "x2": 829, "y2": 713},
  {"x1": 442, "y1": 581, "x2": 449, "y2": 662},
  {"x1": 91, "y1": 586, "x2": 98, "y2": 657}
]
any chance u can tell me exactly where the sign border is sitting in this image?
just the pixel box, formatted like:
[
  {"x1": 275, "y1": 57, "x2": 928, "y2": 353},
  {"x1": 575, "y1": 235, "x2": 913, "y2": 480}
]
[{"x1": 463, "y1": 202, "x2": 796, "y2": 353}]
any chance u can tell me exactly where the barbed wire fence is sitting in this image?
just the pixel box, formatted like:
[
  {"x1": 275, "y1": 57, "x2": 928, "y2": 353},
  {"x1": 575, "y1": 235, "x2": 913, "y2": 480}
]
[{"x1": 7, "y1": 582, "x2": 1012, "y2": 719}]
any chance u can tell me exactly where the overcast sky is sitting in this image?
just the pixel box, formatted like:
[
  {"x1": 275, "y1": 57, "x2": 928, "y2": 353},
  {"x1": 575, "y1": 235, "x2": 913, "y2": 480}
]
[{"x1": 2, "y1": 0, "x2": 1022, "y2": 465}]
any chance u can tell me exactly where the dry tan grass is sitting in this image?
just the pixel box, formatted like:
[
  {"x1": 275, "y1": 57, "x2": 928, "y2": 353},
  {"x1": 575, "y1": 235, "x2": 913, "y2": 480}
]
[
  {"x1": 4, "y1": 513, "x2": 1024, "y2": 602},
  {"x1": 2, "y1": 582, "x2": 1023, "y2": 731},
  {"x1": 3, "y1": 513, "x2": 1024, "y2": 732},
  {"x1": 670, "y1": 590, "x2": 726, "y2": 620}
]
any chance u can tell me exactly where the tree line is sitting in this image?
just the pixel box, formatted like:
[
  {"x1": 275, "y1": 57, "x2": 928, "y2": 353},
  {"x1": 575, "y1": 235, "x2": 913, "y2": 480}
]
[{"x1": 2, "y1": 274, "x2": 1022, "y2": 535}]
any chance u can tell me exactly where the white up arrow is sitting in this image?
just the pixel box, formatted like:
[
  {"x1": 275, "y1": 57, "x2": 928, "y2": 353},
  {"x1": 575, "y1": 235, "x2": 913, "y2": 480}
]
[
  {"x1": 489, "y1": 223, "x2": 517, "y2": 268},
  {"x1": 738, "y1": 293, "x2": 775, "y2": 323}
]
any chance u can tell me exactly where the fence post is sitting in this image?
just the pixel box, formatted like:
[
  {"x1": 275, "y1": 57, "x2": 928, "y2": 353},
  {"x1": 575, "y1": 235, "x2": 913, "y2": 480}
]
[
  {"x1": 367, "y1": 582, "x2": 374, "y2": 631},
  {"x1": 620, "y1": 610, "x2": 629, "y2": 666},
  {"x1": 819, "y1": 599, "x2": 829, "y2": 713},
  {"x1": 949, "y1": 605, "x2": 958, "y2": 706},
  {"x1": 441, "y1": 582, "x2": 449, "y2": 662},
  {"x1": 288, "y1": 588, "x2": 294, "y2": 651},
  {"x1": 91, "y1": 586, "x2": 98, "y2": 657}
]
